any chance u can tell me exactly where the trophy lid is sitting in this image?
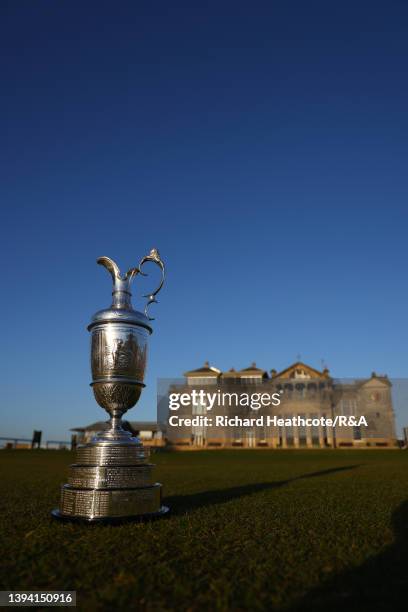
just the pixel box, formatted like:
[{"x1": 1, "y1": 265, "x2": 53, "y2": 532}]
[
  {"x1": 88, "y1": 306, "x2": 153, "y2": 332},
  {"x1": 87, "y1": 250, "x2": 165, "y2": 333}
]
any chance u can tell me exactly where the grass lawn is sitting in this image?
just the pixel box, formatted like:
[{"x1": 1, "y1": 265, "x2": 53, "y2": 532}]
[{"x1": 1, "y1": 449, "x2": 408, "y2": 611}]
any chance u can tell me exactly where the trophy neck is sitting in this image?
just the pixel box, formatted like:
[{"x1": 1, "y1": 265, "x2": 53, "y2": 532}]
[
  {"x1": 111, "y1": 276, "x2": 133, "y2": 310},
  {"x1": 111, "y1": 289, "x2": 133, "y2": 310}
]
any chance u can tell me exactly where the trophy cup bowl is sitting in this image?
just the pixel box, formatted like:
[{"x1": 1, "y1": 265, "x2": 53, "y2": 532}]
[{"x1": 52, "y1": 249, "x2": 169, "y2": 522}]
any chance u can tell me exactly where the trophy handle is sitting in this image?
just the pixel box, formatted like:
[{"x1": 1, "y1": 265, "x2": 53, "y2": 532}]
[{"x1": 138, "y1": 248, "x2": 165, "y2": 320}]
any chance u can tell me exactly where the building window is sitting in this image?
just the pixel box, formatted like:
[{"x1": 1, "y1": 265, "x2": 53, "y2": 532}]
[
  {"x1": 286, "y1": 415, "x2": 294, "y2": 447},
  {"x1": 139, "y1": 430, "x2": 153, "y2": 440},
  {"x1": 192, "y1": 401, "x2": 206, "y2": 416},
  {"x1": 241, "y1": 376, "x2": 262, "y2": 383},
  {"x1": 298, "y1": 413, "x2": 307, "y2": 446},
  {"x1": 341, "y1": 399, "x2": 357, "y2": 416},
  {"x1": 295, "y1": 383, "x2": 306, "y2": 397},
  {"x1": 310, "y1": 413, "x2": 320, "y2": 446},
  {"x1": 353, "y1": 426, "x2": 362, "y2": 440},
  {"x1": 187, "y1": 377, "x2": 217, "y2": 386},
  {"x1": 278, "y1": 415, "x2": 283, "y2": 447},
  {"x1": 284, "y1": 384, "x2": 293, "y2": 396}
]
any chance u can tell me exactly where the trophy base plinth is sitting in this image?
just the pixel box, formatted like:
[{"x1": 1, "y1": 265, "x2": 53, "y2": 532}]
[
  {"x1": 51, "y1": 505, "x2": 170, "y2": 524},
  {"x1": 75, "y1": 441, "x2": 149, "y2": 466},
  {"x1": 67, "y1": 463, "x2": 154, "y2": 488},
  {"x1": 53, "y1": 441, "x2": 168, "y2": 524},
  {"x1": 57, "y1": 482, "x2": 162, "y2": 519}
]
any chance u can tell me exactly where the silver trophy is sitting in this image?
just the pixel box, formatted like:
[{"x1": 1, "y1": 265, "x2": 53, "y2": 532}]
[{"x1": 52, "y1": 249, "x2": 169, "y2": 522}]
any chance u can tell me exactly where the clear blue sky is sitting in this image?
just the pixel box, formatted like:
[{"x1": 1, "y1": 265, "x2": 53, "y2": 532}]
[{"x1": 1, "y1": 1, "x2": 408, "y2": 440}]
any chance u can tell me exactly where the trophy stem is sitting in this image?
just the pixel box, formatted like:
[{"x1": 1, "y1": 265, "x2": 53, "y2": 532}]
[
  {"x1": 91, "y1": 411, "x2": 134, "y2": 443},
  {"x1": 110, "y1": 414, "x2": 123, "y2": 432},
  {"x1": 103, "y1": 415, "x2": 131, "y2": 441},
  {"x1": 107, "y1": 413, "x2": 133, "y2": 440}
]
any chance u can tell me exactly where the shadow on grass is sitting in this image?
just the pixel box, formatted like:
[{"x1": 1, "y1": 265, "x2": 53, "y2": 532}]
[
  {"x1": 166, "y1": 465, "x2": 360, "y2": 514},
  {"x1": 290, "y1": 499, "x2": 408, "y2": 612}
]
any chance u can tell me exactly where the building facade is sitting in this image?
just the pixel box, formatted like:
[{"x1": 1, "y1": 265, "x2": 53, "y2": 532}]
[{"x1": 165, "y1": 361, "x2": 397, "y2": 449}]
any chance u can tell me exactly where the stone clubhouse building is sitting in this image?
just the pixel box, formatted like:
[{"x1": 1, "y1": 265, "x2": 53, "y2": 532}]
[{"x1": 164, "y1": 361, "x2": 397, "y2": 449}]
